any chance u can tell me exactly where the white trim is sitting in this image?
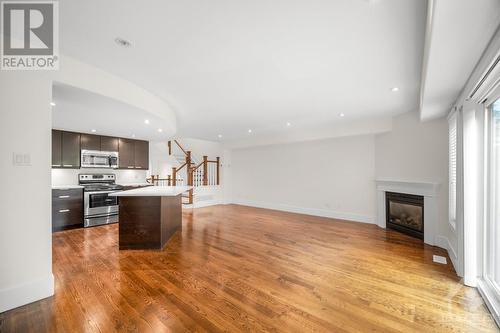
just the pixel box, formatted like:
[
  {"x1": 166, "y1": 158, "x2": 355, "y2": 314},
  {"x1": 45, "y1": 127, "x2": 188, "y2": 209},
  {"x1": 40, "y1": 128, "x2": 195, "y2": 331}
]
[
  {"x1": 477, "y1": 278, "x2": 500, "y2": 327},
  {"x1": 0, "y1": 274, "x2": 54, "y2": 313},
  {"x1": 435, "y1": 235, "x2": 459, "y2": 274},
  {"x1": 375, "y1": 179, "x2": 440, "y2": 197},
  {"x1": 232, "y1": 199, "x2": 375, "y2": 224}
]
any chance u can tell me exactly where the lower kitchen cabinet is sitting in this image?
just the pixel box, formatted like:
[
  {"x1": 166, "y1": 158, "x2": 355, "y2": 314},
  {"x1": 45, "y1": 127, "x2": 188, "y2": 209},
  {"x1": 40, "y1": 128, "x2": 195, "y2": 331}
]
[{"x1": 52, "y1": 188, "x2": 84, "y2": 232}]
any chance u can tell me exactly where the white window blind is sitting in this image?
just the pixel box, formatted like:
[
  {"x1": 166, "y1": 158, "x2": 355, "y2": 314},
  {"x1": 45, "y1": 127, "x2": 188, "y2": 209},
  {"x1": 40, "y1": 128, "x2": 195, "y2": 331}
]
[{"x1": 449, "y1": 112, "x2": 458, "y2": 226}]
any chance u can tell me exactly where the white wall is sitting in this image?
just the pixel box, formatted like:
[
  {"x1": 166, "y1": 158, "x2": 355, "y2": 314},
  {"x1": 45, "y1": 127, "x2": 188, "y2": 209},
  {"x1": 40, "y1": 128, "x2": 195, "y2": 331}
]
[
  {"x1": 375, "y1": 111, "x2": 453, "y2": 260},
  {"x1": 0, "y1": 72, "x2": 54, "y2": 313},
  {"x1": 229, "y1": 111, "x2": 450, "y2": 249},
  {"x1": 231, "y1": 134, "x2": 377, "y2": 223}
]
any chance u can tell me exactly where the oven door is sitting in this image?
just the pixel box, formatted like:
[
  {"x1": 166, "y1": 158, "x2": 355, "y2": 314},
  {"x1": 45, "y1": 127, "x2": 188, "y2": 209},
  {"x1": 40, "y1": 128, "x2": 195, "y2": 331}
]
[{"x1": 84, "y1": 191, "x2": 120, "y2": 217}]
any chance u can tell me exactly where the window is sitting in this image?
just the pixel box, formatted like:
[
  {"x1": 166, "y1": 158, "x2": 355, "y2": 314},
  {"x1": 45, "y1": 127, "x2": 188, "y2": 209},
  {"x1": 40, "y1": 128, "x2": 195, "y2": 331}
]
[
  {"x1": 486, "y1": 101, "x2": 500, "y2": 289},
  {"x1": 449, "y1": 111, "x2": 458, "y2": 229}
]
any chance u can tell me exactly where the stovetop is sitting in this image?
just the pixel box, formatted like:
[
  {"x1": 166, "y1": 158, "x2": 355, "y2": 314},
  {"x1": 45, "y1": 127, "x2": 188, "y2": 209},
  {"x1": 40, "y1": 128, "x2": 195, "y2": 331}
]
[
  {"x1": 82, "y1": 183, "x2": 124, "y2": 192},
  {"x1": 79, "y1": 174, "x2": 123, "y2": 192}
]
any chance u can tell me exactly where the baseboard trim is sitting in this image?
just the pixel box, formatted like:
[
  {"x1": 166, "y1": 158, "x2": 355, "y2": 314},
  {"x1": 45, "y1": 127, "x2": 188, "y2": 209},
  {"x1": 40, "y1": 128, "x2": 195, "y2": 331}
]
[
  {"x1": 0, "y1": 274, "x2": 54, "y2": 313},
  {"x1": 232, "y1": 199, "x2": 375, "y2": 224},
  {"x1": 434, "y1": 235, "x2": 460, "y2": 276}
]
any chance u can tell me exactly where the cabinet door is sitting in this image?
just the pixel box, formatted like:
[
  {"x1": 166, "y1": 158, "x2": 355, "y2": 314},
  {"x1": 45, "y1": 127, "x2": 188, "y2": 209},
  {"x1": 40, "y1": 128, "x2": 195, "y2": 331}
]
[
  {"x1": 52, "y1": 130, "x2": 62, "y2": 168},
  {"x1": 52, "y1": 188, "x2": 83, "y2": 231},
  {"x1": 119, "y1": 138, "x2": 135, "y2": 169},
  {"x1": 61, "y1": 131, "x2": 81, "y2": 168},
  {"x1": 101, "y1": 136, "x2": 119, "y2": 152},
  {"x1": 134, "y1": 140, "x2": 149, "y2": 170},
  {"x1": 80, "y1": 133, "x2": 101, "y2": 151}
]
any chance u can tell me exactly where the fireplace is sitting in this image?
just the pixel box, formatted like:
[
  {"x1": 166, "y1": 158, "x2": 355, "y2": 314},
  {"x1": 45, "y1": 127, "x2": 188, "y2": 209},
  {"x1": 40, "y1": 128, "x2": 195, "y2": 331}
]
[{"x1": 386, "y1": 192, "x2": 424, "y2": 239}]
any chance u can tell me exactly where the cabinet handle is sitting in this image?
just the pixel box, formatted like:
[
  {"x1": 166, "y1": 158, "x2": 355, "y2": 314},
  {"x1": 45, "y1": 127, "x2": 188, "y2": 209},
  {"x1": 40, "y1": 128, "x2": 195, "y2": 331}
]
[
  {"x1": 52, "y1": 164, "x2": 61, "y2": 167},
  {"x1": 128, "y1": 166, "x2": 135, "y2": 169},
  {"x1": 58, "y1": 195, "x2": 70, "y2": 198},
  {"x1": 59, "y1": 209, "x2": 70, "y2": 213},
  {"x1": 63, "y1": 164, "x2": 73, "y2": 167},
  {"x1": 135, "y1": 166, "x2": 142, "y2": 169}
]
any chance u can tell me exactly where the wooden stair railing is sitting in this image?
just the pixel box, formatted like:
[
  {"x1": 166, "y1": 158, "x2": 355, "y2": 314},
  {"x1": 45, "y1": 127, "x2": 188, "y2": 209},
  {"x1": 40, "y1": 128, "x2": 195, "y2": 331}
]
[{"x1": 165, "y1": 140, "x2": 221, "y2": 205}]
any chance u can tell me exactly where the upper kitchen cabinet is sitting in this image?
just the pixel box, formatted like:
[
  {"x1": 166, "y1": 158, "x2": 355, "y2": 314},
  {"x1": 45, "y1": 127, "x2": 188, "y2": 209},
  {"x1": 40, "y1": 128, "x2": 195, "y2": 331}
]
[
  {"x1": 101, "y1": 136, "x2": 119, "y2": 152},
  {"x1": 61, "y1": 131, "x2": 81, "y2": 168},
  {"x1": 52, "y1": 130, "x2": 80, "y2": 169},
  {"x1": 134, "y1": 140, "x2": 149, "y2": 170},
  {"x1": 80, "y1": 133, "x2": 100, "y2": 151},
  {"x1": 118, "y1": 138, "x2": 149, "y2": 170},
  {"x1": 52, "y1": 130, "x2": 62, "y2": 167},
  {"x1": 118, "y1": 138, "x2": 135, "y2": 169}
]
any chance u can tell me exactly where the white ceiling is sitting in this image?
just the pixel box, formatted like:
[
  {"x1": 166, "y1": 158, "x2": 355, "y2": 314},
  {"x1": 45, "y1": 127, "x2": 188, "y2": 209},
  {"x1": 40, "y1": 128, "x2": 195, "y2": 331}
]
[
  {"x1": 52, "y1": 83, "x2": 172, "y2": 141},
  {"x1": 420, "y1": 0, "x2": 500, "y2": 121},
  {"x1": 58, "y1": 0, "x2": 426, "y2": 142}
]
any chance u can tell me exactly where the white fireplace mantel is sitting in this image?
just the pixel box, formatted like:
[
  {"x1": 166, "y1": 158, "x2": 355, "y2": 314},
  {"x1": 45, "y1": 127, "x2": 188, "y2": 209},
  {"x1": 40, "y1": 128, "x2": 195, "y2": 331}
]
[{"x1": 375, "y1": 179, "x2": 441, "y2": 246}]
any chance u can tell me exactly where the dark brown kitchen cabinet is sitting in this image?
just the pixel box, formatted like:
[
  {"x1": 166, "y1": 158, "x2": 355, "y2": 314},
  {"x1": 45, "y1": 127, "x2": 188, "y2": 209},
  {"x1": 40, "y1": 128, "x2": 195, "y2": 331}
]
[
  {"x1": 134, "y1": 140, "x2": 149, "y2": 170},
  {"x1": 52, "y1": 130, "x2": 147, "y2": 169},
  {"x1": 52, "y1": 188, "x2": 83, "y2": 232},
  {"x1": 80, "y1": 133, "x2": 100, "y2": 151},
  {"x1": 52, "y1": 130, "x2": 62, "y2": 167},
  {"x1": 118, "y1": 138, "x2": 135, "y2": 169},
  {"x1": 101, "y1": 136, "x2": 119, "y2": 152},
  {"x1": 61, "y1": 131, "x2": 81, "y2": 168}
]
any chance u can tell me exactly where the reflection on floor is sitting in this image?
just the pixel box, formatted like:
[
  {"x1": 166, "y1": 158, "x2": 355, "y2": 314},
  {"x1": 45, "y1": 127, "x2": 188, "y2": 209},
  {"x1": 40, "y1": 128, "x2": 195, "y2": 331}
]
[{"x1": 0, "y1": 204, "x2": 497, "y2": 332}]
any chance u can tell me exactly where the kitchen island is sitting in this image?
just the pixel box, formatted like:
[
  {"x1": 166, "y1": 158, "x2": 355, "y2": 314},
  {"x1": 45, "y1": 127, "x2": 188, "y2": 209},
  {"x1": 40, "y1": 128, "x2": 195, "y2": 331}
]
[{"x1": 109, "y1": 186, "x2": 191, "y2": 250}]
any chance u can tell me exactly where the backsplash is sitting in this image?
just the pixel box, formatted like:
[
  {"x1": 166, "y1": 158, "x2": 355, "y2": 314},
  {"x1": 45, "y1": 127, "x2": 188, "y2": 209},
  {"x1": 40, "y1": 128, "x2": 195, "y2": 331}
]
[{"x1": 52, "y1": 168, "x2": 148, "y2": 186}]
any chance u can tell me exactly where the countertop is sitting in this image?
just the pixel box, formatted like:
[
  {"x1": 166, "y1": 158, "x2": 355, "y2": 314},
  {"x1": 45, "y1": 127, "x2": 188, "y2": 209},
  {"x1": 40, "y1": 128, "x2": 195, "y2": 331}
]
[
  {"x1": 109, "y1": 186, "x2": 192, "y2": 197},
  {"x1": 52, "y1": 185, "x2": 84, "y2": 190}
]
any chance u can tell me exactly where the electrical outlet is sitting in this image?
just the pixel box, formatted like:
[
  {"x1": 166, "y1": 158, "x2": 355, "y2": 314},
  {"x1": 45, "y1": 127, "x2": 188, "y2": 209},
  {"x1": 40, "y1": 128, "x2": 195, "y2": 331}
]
[{"x1": 12, "y1": 153, "x2": 31, "y2": 166}]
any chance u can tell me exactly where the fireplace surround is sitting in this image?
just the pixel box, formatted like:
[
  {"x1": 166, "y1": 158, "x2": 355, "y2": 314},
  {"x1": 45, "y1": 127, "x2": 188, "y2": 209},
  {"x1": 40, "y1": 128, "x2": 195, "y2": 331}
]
[{"x1": 375, "y1": 179, "x2": 440, "y2": 247}]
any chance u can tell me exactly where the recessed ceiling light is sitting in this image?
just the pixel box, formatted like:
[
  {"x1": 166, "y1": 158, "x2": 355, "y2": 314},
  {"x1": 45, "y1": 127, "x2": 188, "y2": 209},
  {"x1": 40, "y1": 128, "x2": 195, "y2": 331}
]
[
  {"x1": 218, "y1": 134, "x2": 222, "y2": 138},
  {"x1": 158, "y1": 128, "x2": 163, "y2": 133},
  {"x1": 50, "y1": 102, "x2": 56, "y2": 106},
  {"x1": 131, "y1": 134, "x2": 136, "y2": 138},
  {"x1": 91, "y1": 129, "x2": 96, "y2": 133},
  {"x1": 115, "y1": 37, "x2": 132, "y2": 48},
  {"x1": 286, "y1": 122, "x2": 291, "y2": 127},
  {"x1": 248, "y1": 129, "x2": 252, "y2": 133},
  {"x1": 339, "y1": 113, "x2": 345, "y2": 117},
  {"x1": 144, "y1": 119, "x2": 150, "y2": 124},
  {"x1": 391, "y1": 87, "x2": 399, "y2": 92}
]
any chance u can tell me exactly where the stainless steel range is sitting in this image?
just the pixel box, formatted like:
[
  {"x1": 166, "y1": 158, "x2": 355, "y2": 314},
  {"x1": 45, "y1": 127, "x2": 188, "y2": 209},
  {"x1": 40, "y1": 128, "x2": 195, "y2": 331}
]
[{"x1": 79, "y1": 174, "x2": 124, "y2": 227}]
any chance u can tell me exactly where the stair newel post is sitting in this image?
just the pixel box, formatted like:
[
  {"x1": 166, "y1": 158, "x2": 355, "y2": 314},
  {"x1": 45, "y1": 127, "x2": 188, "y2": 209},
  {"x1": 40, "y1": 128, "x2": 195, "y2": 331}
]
[
  {"x1": 167, "y1": 175, "x2": 171, "y2": 186},
  {"x1": 167, "y1": 141, "x2": 171, "y2": 155},
  {"x1": 203, "y1": 156, "x2": 208, "y2": 186},
  {"x1": 216, "y1": 157, "x2": 220, "y2": 185},
  {"x1": 186, "y1": 151, "x2": 192, "y2": 186},
  {"x1": 172, "y1": 167, "x2": 177, "y2": 186}
]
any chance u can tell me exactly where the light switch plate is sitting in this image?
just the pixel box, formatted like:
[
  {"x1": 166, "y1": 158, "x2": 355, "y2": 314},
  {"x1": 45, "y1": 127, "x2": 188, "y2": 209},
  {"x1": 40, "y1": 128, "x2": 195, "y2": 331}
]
[
  {"x1": 12, "y1": 153, "x2": 31, "y2": 166},
  {"x1": 433, "y1": 255, "x2": 447, "y2": 264}
]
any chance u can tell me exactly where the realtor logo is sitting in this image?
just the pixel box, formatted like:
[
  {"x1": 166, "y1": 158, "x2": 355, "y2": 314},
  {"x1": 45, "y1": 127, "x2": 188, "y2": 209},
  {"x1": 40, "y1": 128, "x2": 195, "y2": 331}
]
[{"x1": 1, "y1": 1, "x2": 59, "y2": 70}]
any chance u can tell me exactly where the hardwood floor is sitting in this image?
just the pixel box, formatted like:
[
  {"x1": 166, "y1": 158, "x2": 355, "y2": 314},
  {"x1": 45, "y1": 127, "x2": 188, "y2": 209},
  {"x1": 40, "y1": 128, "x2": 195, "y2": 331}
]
[{"x1": 0, "y1": 204, "x2": 497, "y2": 332}]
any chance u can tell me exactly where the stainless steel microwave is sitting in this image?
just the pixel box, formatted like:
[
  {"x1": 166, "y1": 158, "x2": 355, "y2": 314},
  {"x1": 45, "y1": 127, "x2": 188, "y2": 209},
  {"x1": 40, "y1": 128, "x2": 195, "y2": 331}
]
[{"x1": 81, "y1": 150, "x2": 119, "y2": 168}]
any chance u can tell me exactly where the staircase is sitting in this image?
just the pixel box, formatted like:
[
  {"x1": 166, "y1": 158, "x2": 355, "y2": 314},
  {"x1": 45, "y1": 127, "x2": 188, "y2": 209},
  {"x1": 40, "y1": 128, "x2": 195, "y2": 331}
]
[{"x1": 147, "y1": 140, "x2": 220, "y2": 205}]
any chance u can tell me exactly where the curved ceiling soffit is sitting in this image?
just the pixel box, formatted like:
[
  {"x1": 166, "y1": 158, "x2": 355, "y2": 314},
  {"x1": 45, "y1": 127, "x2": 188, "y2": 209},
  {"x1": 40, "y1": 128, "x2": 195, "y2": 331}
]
[{"x1": 52, "y1": 55, "x2": 177, "y2": 137}]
